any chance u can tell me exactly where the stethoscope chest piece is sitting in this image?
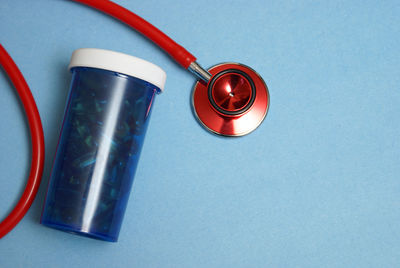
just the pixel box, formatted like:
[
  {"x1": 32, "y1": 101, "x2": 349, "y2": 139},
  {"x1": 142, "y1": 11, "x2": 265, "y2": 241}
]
[{"x1": 192, "y1": 62, "x2": 269, "y2": 136}]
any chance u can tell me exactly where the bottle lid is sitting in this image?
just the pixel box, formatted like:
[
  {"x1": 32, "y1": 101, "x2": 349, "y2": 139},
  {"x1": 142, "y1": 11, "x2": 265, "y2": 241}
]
[{"x1": 69, "y1": 48, "x2": 166, "y2": 92}]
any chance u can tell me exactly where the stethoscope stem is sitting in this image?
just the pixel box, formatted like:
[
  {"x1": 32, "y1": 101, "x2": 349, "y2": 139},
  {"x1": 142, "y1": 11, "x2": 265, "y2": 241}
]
[{"x1": 188, "y1": 61, "x2": 212, "y2": 83}]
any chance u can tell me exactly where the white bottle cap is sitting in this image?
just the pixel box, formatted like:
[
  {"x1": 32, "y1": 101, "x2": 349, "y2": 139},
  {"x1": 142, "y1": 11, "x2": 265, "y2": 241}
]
[{"x1": 69, "y1": 48, "x2": 167, "y2": 92}]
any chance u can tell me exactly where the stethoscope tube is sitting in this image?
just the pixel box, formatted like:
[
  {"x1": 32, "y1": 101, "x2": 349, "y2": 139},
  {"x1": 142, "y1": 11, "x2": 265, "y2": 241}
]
[
  {"x1": 71, "y1": 0, "x2": 212, "y2": 83},
  {"x1": 0, "y1": 44, "x2": 45, "y2": 239}
]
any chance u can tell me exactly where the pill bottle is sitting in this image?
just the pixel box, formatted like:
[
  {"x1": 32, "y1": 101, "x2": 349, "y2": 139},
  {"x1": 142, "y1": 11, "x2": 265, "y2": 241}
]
[{"x1": 41, "y1": 48, "x2": 166, "y2": 242}]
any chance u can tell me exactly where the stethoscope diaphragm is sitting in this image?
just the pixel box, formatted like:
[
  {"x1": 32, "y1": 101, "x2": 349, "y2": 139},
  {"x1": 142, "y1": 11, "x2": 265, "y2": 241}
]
[{"x1": 192, "y1": 62, "x2": 269, "y2": 136}]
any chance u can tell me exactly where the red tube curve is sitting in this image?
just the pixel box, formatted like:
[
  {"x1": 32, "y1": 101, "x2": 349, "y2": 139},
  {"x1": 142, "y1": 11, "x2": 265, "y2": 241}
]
[
  {"x1": 72, "y1": 0, "x2": 197, "y2": 69},
  {"x1": 0, "y1": 44, "x2": 45, "y2": 239}
]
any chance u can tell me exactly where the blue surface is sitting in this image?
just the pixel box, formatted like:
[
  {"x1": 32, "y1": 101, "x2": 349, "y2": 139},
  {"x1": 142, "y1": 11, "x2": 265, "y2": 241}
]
[{"x1": 0, "y1": 0, "x2": 399, "y2": 267}]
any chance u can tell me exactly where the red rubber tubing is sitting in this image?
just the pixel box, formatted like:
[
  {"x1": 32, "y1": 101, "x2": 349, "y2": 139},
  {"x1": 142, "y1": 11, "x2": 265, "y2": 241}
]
[
  {"x1": 72, "y1": 0, "x2": 197, "y2": 69},
  {"x1": 0, "y1": 44, "x2": 45, "y2": 239}
]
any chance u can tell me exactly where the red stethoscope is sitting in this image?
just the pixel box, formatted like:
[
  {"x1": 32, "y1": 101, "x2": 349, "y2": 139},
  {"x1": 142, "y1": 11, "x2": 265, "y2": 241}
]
[{"x1": 0, "y1": 0, "x2": 269, "y2": 238}]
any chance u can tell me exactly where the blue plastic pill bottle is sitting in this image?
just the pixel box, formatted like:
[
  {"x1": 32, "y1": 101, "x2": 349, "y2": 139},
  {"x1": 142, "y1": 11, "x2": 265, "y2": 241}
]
[{"x1": 41, "y1": 48, "x2": 166, "y2": 242}]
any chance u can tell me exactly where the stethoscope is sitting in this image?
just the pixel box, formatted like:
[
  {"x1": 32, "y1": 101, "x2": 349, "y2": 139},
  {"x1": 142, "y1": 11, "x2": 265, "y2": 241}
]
[{"x1": 0, "y1": 0, "x2": 269, "y2": 238}]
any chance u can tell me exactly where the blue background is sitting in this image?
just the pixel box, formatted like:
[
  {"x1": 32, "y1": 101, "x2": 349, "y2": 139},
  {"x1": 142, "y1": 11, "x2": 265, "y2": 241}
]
[{"x1": 0, "y1": 0, "x2": 399, "y2": 267}]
